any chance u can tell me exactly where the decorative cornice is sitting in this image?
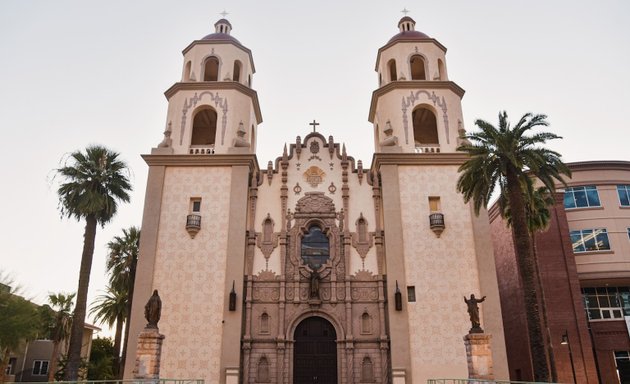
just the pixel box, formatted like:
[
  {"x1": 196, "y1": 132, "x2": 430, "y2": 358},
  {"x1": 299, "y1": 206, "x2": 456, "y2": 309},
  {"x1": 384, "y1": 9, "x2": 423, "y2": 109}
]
[
  {"x1": 182, "y1": 39, "x2": 256, "y2": 73},
  {"x1": 566, "y1": 160, "x2": 630, "y2": 172},
  {"x1": 164, "y1": 81, "x2": 263, "y2": 123},
  {"x1": 142, "y1": 154, "x2": 259, "y2": 172},
  {"x1": 370, "y1": 152, "x2": 469, "y2": 171},
  {"x1": 368, "y1": 81, "x2": 465, "y2": 122},
  {"x1": 375, "y1": 38, "x2": 447, "y2": 70}
]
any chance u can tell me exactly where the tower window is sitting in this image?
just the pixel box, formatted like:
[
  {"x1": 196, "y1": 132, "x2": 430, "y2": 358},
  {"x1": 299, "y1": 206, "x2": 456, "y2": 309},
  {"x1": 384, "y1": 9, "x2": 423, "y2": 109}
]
[
  {"x1": 191, "y1": 108, "x2": 217, "y2": 146},
  {"x1": 184, "y1": 61, "x2": 192, "y2": 81},
  {"x1": 233, "y1": 60, "x2": 241, "y2": 82},
  {"x1": 410, "y1": 55, "x2": 426, "y2": 80},
  {"x1": 203, "y1": 57, "x2": 219, "y2": 81},
  {"x1": 412, "y1": 106, "x2": 439, "y2": 145},
  {"x1": 438, "y1": 58, "x2": 446, "y2": 80},
  {"x1": 301, "y1": 226, "x2": 329, "y2": 269},
  {"x1": 190, "y1": 198, "x2": 201, "y2": 213},
  {"x1": 388, "y1": 59, "x2": 397, "y2": 82}
]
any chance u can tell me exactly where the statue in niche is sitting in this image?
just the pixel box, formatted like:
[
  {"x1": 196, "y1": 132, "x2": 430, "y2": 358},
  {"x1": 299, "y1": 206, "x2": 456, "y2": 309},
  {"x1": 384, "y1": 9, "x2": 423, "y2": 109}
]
[
  {"x1": 309, "y1": 270, "x2": 321, "y2": 299},
  {"x1": 145, "y1": 289, "x2": 162, "y2": 329},
  {"x1": 464, "y1": 294, "x2": 486, "y2": 333}
]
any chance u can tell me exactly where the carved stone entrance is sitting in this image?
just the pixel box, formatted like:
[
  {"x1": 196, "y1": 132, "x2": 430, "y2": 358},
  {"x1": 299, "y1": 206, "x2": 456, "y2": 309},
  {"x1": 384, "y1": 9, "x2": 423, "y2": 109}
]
[{"x1": 294, "y1": 317, "x2": 338, "y2": 384}]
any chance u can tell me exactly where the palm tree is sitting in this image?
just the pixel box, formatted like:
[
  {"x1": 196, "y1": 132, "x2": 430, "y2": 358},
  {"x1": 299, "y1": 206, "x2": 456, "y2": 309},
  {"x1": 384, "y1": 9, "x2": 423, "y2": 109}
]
[
  {"x1": 47, "y1": 292, "x2": 75, "y2": 382},
  {"x1": 56, "y1": 145, "x2": 132, "y2": 380},
  {"x1": 105, "y1": 226, "x2": 139, "y2": 377},
  {"x1": 457, "y1": 111, "x2": 569, "y2": 381},
  {"x1": 90, "y1": 285, "x2": 127, "y2": 377},
  {"x1": 500, "y1": 184, "x2": 559, "y2": 381}
]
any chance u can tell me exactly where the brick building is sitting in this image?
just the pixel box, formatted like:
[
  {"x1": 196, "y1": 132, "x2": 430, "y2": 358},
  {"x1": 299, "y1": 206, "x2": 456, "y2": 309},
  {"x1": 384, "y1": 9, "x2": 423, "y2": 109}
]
[{"x1": 490, "y1": 160, "x2": 630, "y2": 383}]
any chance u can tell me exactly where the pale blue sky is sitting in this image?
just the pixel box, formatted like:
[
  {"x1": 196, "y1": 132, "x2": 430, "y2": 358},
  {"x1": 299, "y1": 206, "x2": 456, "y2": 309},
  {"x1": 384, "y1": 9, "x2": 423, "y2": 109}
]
[{"x1": 1, "y1": 1, "x2": 629, "y2": 335}]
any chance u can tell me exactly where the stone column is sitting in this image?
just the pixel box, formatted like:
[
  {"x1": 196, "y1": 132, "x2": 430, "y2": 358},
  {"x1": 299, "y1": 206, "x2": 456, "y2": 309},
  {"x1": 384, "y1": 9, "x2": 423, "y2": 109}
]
[
  {"x1": 463, "y1": 333, "x2": 494, "y2": 380},
  {"x1": 133, "y1": 327, "x2": 165, "y2": 379}
]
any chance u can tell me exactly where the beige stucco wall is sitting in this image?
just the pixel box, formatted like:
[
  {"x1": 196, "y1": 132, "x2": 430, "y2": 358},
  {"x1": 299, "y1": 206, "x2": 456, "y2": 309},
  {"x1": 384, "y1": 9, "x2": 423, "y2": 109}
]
[
  {"x1": 151, "y1": 166, "x2": 232, "y2": 383},
  {"x1": 398, "y1": 165, "x2": 498, "y2": 382},
  {"x1": 561, "y1": 163, "x2": 630, "y2": 282}
]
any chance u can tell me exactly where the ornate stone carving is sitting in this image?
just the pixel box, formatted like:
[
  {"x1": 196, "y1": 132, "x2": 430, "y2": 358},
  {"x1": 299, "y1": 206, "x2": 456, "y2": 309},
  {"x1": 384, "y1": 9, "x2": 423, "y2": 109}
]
[
  {"x1": 179, "y1": 91, "x2": 228, "y2": 145},
  {"x1": 351, "y1": 287, "x2": 379, "y2": 301},
  {"x1": 401, "y1": 90, "x2": 450, "y2": 145},
  {"x1": 252, "y1": 287, "x2": 280, "y2": 301},
  {"x1": 257, "y1": 214, "x2": 278, "y2": 260},
  {"x1": 352, "y1": 213, "x2": 373, "y2": 260},
  {"x1": 310, "y1": 140, "x2": 320, "y2": 154},
  {"x1": 295, "y1": 192, "x2": 335, "y2": 215},
  {"x1": 293, "y1": 183, "x2": 302, "y2": 195},
  {"x1": 328, "y1": 182, "x2": 337, "y2": 194},
  {"x1": 255, "y1": 269, "x2": 277, "y2": 281},
  {"x1": 158, "y1": 122, "x2": 173, "y2": 148},
  {"x1": 303, "y1": 166, "x2": 326, "y2": 187}
]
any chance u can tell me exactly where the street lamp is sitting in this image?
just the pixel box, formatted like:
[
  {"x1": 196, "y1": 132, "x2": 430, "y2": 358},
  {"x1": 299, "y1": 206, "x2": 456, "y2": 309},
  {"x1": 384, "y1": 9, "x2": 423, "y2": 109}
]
[{"x1": 561, "y1": 330, "x2": 577, "y2": 384}]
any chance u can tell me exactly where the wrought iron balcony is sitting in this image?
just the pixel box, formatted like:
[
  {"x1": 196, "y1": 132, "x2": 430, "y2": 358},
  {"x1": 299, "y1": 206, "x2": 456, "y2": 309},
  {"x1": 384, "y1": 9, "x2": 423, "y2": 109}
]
[
  {"x1": 186, "y1": 214, "x2": 201, "y2": 238},
  {"x1": 429, "y1": 212, "x2": 445, "y2": 237}
]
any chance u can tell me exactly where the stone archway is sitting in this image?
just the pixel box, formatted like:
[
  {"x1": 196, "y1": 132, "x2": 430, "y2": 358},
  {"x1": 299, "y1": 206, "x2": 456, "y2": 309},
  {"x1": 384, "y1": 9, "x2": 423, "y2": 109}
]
[{"x1": 293, "y1": 316, "x2": 338, "y2": 384}]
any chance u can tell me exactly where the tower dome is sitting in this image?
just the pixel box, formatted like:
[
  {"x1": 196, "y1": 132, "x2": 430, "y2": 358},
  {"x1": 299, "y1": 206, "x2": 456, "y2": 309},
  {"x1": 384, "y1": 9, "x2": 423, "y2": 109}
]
[
  {"x1": 202, "y1": 18, "x2": 241, "y2": 44},
  {"x1": 388, "y1": 16, "x2": 430, "y2": 43}
]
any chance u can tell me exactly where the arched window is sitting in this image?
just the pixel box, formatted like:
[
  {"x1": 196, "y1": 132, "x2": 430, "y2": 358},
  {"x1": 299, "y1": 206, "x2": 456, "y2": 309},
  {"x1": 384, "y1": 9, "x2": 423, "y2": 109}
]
[
  {"x1": 257, "y1": 356, "x2": 270, "y2": 382},
  {"x1": 361, "y1": 356, "x2": 374, "y2": 382},
  {"x1": 301, "y1": 226, "x2": 329, "y2": 269},
  {"x1": 260, "y1": 312, "x2": 270, "y2": 334},
  {"x1": 184, "y1": 61, "x2": 192, "y2": 81},
  {"x1": 412, "y1": 106, "x2": 439, "y2": 145},
  {"x1": 203, "y1": 57, "x2": 219, "y2": 81},
  {"x1": 357, "y1": 217, "x2": 368, "y2": 242},
  {"x1": 191, "y1": 108, "x2": 217, "y2": 146},
  {"x1": 361, "y1": 312, "x2": 371, "y2": 334},
  {"x1": 410, "y1": 55, "x2": 426, "y2": 80},
  {"x1": 263, "y1": 217, "x2": 273, "y2": 242},
  {"x1": 388, "y1": 59, "x2": 397, "y2": 82},
  {"x1": 233, "y1": 60, "x2": 241, "y2": 82},
  {"x1": 438, "y1": 59, "x2": 445, "y2": 80}
]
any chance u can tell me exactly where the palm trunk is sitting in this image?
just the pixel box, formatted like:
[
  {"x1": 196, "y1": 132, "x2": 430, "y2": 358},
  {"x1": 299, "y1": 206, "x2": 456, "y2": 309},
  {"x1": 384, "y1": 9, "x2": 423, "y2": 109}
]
[
  {"x1": 64, "y1": 214, "x2": 97, "y2": 381},
  {"x1": 48, "y1": 341, "x2": 61, "y2": 381},
  {"x1": 113, "y1": 313, "x2": 124, "y2": 377},
  {"x1": 532, "y1": 232, "x2": 558, "y2": 382},
  {"x1": 0, "y1": 347, "x2": 10, "y2": 384},
  {"x1": 506, "y1": 168, "x2": 550, "y2": 381},
  {"x1": 119, "y1": 253, "x2": 137, "y2": 378}
]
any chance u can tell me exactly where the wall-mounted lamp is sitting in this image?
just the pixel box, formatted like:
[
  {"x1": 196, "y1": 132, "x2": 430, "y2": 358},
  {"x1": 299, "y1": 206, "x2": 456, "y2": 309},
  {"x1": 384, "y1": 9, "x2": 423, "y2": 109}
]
[
  {"x1": 394, "y1": 280, "x2": 402, "y2": 311},
  {"x1": 229, "y1": 280, "x2": 237, "y2": 311}
]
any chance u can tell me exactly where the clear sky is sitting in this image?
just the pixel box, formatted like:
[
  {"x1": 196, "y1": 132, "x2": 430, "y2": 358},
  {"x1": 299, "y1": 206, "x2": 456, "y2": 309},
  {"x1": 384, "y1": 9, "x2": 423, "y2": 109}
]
[{"x1": 1, "y1": 1, "x2": 629, "y2": 336}]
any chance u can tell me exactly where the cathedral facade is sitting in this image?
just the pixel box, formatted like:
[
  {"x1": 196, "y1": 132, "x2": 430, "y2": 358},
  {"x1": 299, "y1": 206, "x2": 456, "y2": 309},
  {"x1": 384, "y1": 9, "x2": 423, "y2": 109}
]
[{"x1": 124, "y1": 17, "x2": 509, "y2": 384}]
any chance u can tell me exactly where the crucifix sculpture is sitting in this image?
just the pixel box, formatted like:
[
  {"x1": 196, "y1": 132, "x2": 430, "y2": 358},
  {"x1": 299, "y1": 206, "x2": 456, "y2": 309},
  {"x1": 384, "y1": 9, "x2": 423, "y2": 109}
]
[
  {"x1": 220, "y1": 10, "x2": 229, "y2": 18},
  {"x1": 401, "y1": 8, "x2": 410, "y2": 16},
  {"x1": 309, "y1": 120, "x2": 319, "y2": 133}
]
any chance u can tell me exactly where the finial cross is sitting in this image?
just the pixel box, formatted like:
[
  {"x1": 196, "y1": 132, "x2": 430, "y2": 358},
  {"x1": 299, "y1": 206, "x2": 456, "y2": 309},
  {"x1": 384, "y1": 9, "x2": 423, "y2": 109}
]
[
  {"x1": 401, "y1": 8, "x2": 410, "y2": 16},
  {"x1": 220, "y1": 10, "x2": 229, "y2": 18},
  {"x1": 309, "y1": 120, "x2": 320, "y2": 133}
]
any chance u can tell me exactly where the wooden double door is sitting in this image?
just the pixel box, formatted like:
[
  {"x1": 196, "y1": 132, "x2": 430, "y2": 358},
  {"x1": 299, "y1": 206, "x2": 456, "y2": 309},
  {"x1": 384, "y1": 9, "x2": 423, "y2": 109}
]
[{"x1": 293, "y1": 317, "x2": 338, "y2": 384}]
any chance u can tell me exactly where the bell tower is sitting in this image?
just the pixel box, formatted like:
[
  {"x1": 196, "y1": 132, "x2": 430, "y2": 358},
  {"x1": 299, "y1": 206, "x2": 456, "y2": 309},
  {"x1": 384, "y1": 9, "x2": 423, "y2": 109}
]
[
  {"x1": 125, "y1": 18, "x2": 260, "y2": 384},
  {"x1": 369, "y1": 16, "x2": 466, "y2": 154},
  {"x1": 369, "y1": 17, "x2": 509, "y2": 383},
  {"x1": 158, "y1": 18, "x2": 262, "y2": 155}
]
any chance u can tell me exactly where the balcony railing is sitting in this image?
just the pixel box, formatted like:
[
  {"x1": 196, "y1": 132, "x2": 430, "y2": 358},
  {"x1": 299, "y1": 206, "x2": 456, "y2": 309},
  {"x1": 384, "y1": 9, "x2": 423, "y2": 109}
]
[
  {"x1": 415, "y1": 144, "x2": 440, "y2": 153},
  {"x1": 429, "y1": 212, "x2": 445, "y2": 237},
  {"x1": 186, "y1": 214, "x2": 201, "y2": 238},
  {"x1": 189, "y1": 145, "x2": 215, "y2": 154}
]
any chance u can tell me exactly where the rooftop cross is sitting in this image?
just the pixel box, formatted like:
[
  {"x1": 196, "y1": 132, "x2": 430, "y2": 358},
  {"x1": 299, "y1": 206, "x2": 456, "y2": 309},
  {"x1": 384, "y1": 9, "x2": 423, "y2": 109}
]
[
  {"x1": 309, "y1": 120, "x2": 320, "y2": 133},
  {"x1": 220, "y1": 10, "x2": 229, "y2": 18},
  {"x1": 401, "y1": 8, "x2": 410, "y2": 16}
]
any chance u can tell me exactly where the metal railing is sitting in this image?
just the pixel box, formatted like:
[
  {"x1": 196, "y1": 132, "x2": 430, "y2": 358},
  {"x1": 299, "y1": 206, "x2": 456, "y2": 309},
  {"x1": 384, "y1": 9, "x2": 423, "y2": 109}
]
[
  {"x1": 11, "y1": 379, "x2": 203, "y2": 384},
  {"x1": 427, "y1": 380, "x2": 555, "y2": 384}
]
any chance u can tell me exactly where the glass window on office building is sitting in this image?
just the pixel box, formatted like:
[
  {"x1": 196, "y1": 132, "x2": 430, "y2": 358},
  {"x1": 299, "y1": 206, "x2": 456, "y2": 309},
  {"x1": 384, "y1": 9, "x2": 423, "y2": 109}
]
[
  {"x1": 582, "y1": 287, "x2": 630, "y2": 320},
  {"x1": 564, "y1": 186, "x2": 601, "y2": 209},
  {"x1": 570, "y1": 228, "x2": 610, "y2": 252},
  {"x1": 618, "y1": 185, "x2": 630, "y2": 206}
]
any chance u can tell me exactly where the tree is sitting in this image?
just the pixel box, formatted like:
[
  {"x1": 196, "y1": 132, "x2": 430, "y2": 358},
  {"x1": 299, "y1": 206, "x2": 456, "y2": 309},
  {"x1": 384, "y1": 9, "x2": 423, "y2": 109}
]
[
  {"x1": 47, "y1": 292, "x2": 75, "y2": 381},
  {"x1": 55, "y1": 145, "x2": 132, "y2": 380},
  {"x1": 88, "y1": 337, "x2": 115, "y2": 380},
  {"x1": 90, "y1": 284, "x2": 127, "y2": 377},
  {"x1": 105, "y1": 226, "x2": 140, "y2": 377},
  {"x1": 457, "y1": 111, "x2": 570, "y2": 381},
  {"x1": 0, "y1": 275, "x2": 40, "y2": 384}
]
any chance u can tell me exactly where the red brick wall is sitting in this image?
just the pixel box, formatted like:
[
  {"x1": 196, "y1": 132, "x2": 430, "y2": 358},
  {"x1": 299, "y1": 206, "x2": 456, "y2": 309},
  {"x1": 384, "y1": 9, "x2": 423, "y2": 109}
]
[
  {"x1": 489, "y1": 193, "x2": 599, "y2": 383},
  {"x1": 591, "y1": 320, "x2": 630, "y2": 384}
]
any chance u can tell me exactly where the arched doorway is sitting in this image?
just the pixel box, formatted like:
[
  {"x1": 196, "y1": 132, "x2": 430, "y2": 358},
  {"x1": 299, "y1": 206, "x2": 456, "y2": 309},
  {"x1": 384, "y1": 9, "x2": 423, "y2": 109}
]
[{"x1": 294, "y1": 316, "x2": 337, "y2": 384}]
